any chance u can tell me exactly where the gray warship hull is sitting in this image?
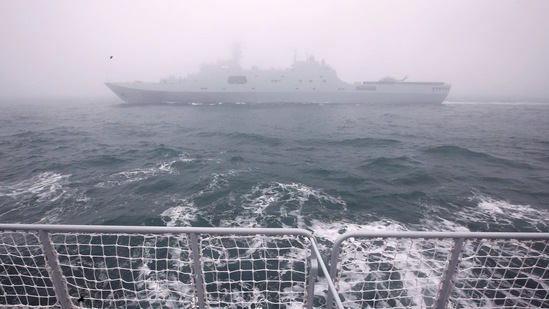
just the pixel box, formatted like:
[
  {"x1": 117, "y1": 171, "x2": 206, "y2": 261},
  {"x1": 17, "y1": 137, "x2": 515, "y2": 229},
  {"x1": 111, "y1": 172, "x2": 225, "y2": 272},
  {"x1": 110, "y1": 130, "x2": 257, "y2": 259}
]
[
  {"x1": 106, "y1": 54, "x2": 451, "y2": 104},
  {"x1": 106, "y1": 82, "x2": 450, "y2": 104}
]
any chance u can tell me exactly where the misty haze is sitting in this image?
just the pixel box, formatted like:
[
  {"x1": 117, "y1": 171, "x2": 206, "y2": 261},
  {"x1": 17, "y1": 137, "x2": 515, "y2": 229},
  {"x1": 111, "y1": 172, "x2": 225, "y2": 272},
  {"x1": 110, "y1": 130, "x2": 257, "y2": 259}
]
[
  {"x1": 1, "y1": 1, "x2": 549, "y2": 308},
  {"x1": 1, "y1": 0, "x2": 549, "y2": 101}
]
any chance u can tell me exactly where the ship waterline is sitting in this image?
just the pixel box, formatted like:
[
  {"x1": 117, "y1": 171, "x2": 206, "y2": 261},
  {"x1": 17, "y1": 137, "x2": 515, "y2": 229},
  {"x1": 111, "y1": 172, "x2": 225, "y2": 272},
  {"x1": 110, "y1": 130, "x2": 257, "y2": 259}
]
[{"x1": 106, "y1": 55, "x2": 451, "y2": 104}]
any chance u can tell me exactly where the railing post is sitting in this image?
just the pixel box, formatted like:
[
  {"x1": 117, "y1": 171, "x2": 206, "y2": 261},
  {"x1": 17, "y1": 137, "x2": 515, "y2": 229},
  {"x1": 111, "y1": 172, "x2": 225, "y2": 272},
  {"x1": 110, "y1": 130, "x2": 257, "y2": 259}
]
[
  {"x1": 435, "y1": 237, "x2": 464, "y2": 309},
  {"x1": 306, "y1": 243, "x2": 318, "y2": 309},
  {"x1": 190, "y1": 233, "x2": 207, "y2": 309},
  {"x1": 38, "y1": 230, "x2": 72, "y2": 309},
  {"x1": 326, "y1": 241, "x2": 343, "y2": 309}
]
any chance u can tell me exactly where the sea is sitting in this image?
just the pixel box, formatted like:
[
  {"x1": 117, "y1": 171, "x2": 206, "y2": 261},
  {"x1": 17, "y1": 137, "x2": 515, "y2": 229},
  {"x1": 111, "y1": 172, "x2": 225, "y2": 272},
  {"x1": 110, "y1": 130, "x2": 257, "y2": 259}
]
[
  {"x1": 1, "y1": 99, "x2": 548, "y2": 235},
  {"x1": 1, "y1": 98, "x2": 549, "y2": 307}
]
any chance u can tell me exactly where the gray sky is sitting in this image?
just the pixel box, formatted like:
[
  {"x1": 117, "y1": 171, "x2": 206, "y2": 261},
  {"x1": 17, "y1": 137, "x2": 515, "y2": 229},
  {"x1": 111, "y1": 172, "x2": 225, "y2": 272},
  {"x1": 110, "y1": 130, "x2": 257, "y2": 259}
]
[{"x1": 1, "y1": 0, "x2": 549, "y2": 100}]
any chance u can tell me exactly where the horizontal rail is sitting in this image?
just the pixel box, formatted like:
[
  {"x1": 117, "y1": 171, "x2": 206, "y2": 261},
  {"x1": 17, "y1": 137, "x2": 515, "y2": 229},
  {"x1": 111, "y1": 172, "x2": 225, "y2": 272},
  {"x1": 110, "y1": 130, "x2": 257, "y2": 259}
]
[
  {"x1": 4, "y1": 224, "x2": 547, "y2": 241},
  {"x1": 0, "y1": 223, "x2": 313, "y2": 237},
  {"x1": 333, "y1": 231, "x2": 549, "y2": 244}
]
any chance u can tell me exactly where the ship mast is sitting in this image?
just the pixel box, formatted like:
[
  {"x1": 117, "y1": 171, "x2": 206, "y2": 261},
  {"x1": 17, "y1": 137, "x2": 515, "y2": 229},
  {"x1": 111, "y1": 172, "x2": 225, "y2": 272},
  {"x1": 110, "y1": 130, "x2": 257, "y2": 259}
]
[{"x1": 232, "y1": 42, "x2": 242, "y2": 66}]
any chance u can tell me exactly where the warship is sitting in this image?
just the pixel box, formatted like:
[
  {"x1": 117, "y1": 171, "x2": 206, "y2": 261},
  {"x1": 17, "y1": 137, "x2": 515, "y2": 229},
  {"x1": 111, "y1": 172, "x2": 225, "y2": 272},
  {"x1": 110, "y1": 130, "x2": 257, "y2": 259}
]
[{"x1": 106, "y1": 50, "x2": 451, "y2": 104}]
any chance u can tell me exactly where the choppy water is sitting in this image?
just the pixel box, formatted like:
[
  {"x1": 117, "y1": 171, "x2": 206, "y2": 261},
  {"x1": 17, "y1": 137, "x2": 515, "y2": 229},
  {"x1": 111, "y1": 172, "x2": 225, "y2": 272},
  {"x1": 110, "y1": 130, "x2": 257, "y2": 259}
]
[
  {"x1": 1, "y1": 99, "x2": 548, "y2": 236},
  {"x1": 1, "y1": 98, "x2": 549, "y2": 307}
]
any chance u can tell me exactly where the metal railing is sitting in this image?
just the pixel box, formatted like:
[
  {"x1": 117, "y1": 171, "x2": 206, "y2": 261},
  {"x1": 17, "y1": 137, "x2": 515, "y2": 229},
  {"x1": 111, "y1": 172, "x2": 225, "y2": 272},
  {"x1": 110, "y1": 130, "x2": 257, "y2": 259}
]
[
  {"x1": 1, "y1": 224, "x2": 548, "y2": 308},
  {"x1": 0, "y1": 224, "x2": 342, "y2": 309},
  {"x1": 327, "y1": 231, "x2": 549, "y2": 309}
]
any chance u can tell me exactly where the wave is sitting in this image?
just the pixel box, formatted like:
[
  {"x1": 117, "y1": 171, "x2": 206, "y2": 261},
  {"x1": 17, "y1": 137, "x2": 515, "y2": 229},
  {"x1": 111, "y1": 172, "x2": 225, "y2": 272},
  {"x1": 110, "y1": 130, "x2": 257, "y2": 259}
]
[
  {"x1": 0, "y1": 172, "x2": 70, "y2": 201},
  {"x1": 161, "y1": 200, "x2": 198, "y2": 227},
  {"x1": 460, "y1": 194, "x2": 549, "y2": 232},
  {"x1": 221, "y1": 182, "x2": 347, "y2": 229},
  {"x1": 360, "y1": 156, "x2": 418, "y2": 173},
  {"x1": 415, "y1": 193, "x2": 549, "y2": 233},
  {"x1": 424, "y1": 145, "x2": 534, "y2": 170},
  {"x1": 196, "y1": 132, "x2": 282, "y2": 146},
  {"x1": 425, "y1": 145, "x2": 493, "y2": 158},
  {"x1": 160, "y1": 180, "x2": 347, "y2": 230},
  {"x1": 229, "y1": 156, "x2": 245, "y2": 163},
  {"x1": 160, "y1": 169, "x2": 250, "y2": 227},
  {"x1": 303, "y1": 137, "x2": 400, "y2": 148},
  {"x1": 82, "y1": 154, "x2": 126, "y2": 166},
  {"x1": 96, "y1": 152, "x2": 214, "y2": 188},
  {"x1": 0, "y1": 172, "x2": 89, "y2": 223},
  {"x1": 146, "y1": 147, "x2": 181, "y2": 160},
  {"x1": 301, "y1": 167, "x2": 339, "y2": 177}
]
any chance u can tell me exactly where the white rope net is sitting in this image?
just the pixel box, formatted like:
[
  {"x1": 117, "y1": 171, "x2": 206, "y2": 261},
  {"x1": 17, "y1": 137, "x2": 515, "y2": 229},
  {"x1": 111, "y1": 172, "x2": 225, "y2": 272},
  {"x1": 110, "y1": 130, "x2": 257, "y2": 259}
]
[
  {"x1": 3, "y1": 228, "x2": 548, "y2": 308},
  {"x1": 0, "y1": 231, "x2": 57, "y2": 307},
  {"x1": 0, "y1": 231, "x2": 313, "y2": 309},
  {"x1": 51, "y1": 232, "x2": 195, "y2": 308},
  {"x1": 199, "y1": 235, "x2": 312, "y2": 308},
  {"x1": 332, "y1": 236, "x2": 549, "y2": 309},
  {"x1": 450, "y1": 238, "x2": 549, "y2": 308},
  {"x1": 333, "y1": 237, "x2": 453, "y2": 308}
]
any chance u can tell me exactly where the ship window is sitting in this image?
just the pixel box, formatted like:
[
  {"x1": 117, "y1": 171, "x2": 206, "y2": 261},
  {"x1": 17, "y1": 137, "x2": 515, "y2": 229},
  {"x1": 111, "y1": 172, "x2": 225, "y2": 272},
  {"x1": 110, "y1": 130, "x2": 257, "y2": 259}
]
[
  {"x1": 228, "y1": 76, "x2": 247, "y2": 84},
  {"x1": 356, "y1": 85, "x2": 376, "y2": 91}
]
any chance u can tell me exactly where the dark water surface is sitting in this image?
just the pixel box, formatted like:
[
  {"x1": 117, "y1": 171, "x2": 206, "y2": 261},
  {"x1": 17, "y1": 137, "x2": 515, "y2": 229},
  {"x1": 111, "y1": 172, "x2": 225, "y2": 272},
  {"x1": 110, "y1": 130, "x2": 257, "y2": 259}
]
[{"x1": 1, "y1": 99, "x2": 548, "y2": 237}]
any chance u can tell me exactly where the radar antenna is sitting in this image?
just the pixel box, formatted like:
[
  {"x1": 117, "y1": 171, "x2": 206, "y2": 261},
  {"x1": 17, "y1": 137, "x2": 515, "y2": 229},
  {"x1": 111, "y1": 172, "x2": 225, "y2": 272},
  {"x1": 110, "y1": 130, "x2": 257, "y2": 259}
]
[{"x1": 232, "y1": 42, "x2": 242, "y2": 65}]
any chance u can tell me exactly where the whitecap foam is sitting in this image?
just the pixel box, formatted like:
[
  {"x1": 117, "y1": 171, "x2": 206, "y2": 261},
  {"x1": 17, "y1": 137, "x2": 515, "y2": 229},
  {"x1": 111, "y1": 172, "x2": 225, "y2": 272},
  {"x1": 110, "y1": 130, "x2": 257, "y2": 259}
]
[
  {"x1": 222, "y1": 182, "x2": 347, "y2": 229},
  {"x1": 204, "y1": 169, "x2": 243, "y2": 192},
  {"x1": 0, "y1": 172, "x2": 70, "y2": 201},
  {"x1": 413, "y1": 194, "x2": 549, "y2": 233},
  {"x1": 414, "y1": 202, "x2": 472, "y2": 233},
  {"x1": 309, "y1": 218, "x2": 450, "y2": 308},
  {"x1": 161, "y1": 200, "x2": 197, "y2": 227},
  {"x1": 159, "y1": 169, "x2": 250, "y2": 227},
  {"x1": 461, "y1": 193, "x2": 549, "y2": 232},
  {"x1": 309, "y1": 218, "x2": 407, "y2": 242},
  {"x1": 96, "y1": 153, "x2": 215, "y2": 188},
  {"x1": 0, "y1": 172, "x2": 90, "y2": 224}
]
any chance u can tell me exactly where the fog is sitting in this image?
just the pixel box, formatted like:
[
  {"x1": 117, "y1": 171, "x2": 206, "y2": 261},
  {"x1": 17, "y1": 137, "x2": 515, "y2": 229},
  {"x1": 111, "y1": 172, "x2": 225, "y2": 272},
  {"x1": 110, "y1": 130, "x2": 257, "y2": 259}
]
[{"x1": 1, "y1": 0, "x2": 549, "y2": 101}]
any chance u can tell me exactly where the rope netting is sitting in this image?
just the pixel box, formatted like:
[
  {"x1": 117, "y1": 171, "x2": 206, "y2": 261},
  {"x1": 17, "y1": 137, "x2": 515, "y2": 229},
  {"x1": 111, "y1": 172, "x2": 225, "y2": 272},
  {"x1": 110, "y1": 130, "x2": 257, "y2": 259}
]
[
  {"x1": 199, "y1": 235, "x2": 312, "y2": 308},
  {"x1": 2, "y1": 227, "x2": 549, "y2": 309},
  {"x1": 333, "y1": 237, "x2": 453, "y2": 308},
  {"x1": 450, "y1": 238, "x2": 549, "y2": 308},
  {"x1": 0, "y1": 231, "x2": 57, "y2": 307},
  {"x1": 50, "y1": 233, "x2": 195, "y2": 308},
  {"x1": 0, "y1": 230, "x2": 314, "y2": 309},
  {"x1": 332, "y1": 236, "x2": 549, "y2": 309}
]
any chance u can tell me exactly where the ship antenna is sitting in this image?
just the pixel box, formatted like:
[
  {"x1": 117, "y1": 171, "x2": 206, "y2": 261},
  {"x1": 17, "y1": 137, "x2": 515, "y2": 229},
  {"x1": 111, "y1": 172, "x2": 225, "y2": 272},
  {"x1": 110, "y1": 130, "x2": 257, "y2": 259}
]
[{"x1": 232, "y1": 42, "x2": 242, "y2": 65}]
